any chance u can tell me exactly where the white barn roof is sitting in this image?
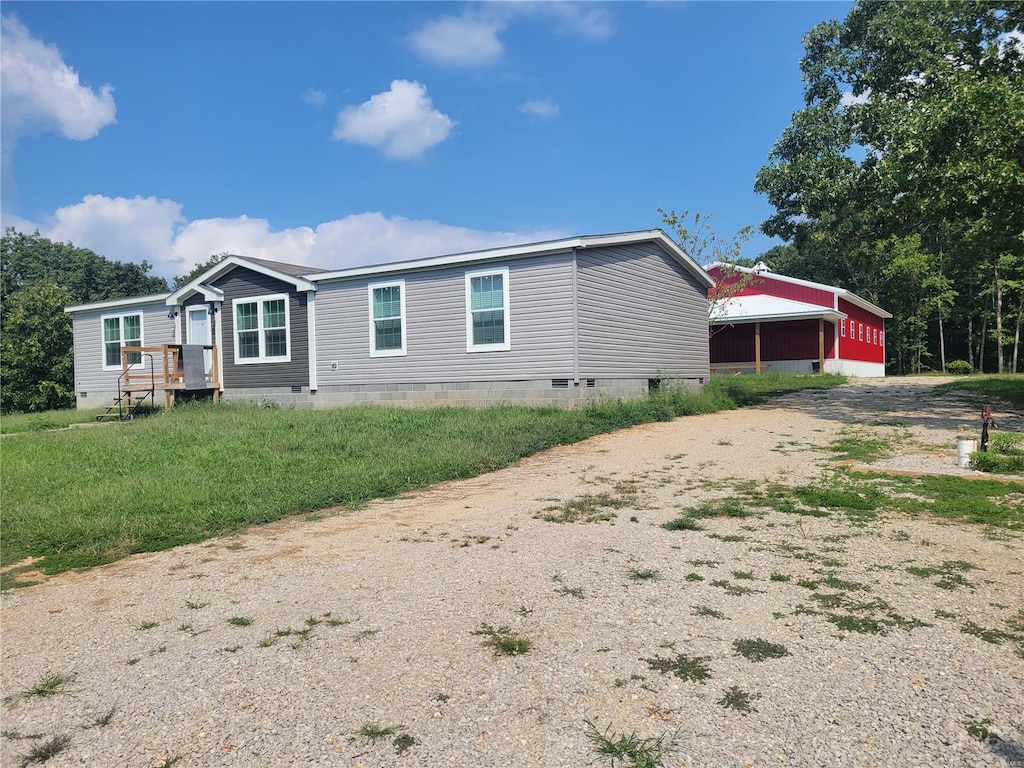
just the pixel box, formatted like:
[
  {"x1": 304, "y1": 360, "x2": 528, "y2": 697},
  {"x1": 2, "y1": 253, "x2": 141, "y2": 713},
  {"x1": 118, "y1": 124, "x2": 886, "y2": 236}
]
[{"x1": 711, "y1": 294, "x2": 844, "y2": 325}]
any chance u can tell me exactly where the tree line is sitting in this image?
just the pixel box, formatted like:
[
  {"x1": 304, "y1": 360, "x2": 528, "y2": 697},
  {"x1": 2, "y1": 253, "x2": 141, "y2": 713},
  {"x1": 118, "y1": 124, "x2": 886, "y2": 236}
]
[
  {"x1": 753, "y1": 0, "x2": 1023, "y2": 374},
  {"x1": 0, "y1": 229, "x2": 169, "y2": 413}
]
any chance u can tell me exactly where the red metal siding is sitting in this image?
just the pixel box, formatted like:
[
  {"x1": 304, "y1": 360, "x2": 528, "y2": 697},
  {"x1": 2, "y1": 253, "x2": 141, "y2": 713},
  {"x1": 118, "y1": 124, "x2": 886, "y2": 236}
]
[
  {"x1": 708, "y1": 268, "x2": 835, "y2": 309},
  {"x1": 711, "y1": 320, "x2": 837, "y2": 364},
  {"x1": 838, "y1": 298, "x2": 884, "y2": 363}
]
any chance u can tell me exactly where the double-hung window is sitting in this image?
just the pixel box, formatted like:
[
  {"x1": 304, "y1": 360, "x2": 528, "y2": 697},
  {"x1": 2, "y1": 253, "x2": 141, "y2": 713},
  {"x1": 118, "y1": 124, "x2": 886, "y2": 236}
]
[
  {"x1": 102, "y1": 313, "x2": 143, "y2": 370},
  {"x1": 233, "y1": 294, "x2": 290, "y2": 363},
  {"x1": 841, "y1": 318, "x2": 846, "y2": 337},
  {"x1": 466, "y1": 267, "x2": 510, "y2": 352},
  {"x1": 368, "y1": 280, "x2": 406, "y2": 356}
]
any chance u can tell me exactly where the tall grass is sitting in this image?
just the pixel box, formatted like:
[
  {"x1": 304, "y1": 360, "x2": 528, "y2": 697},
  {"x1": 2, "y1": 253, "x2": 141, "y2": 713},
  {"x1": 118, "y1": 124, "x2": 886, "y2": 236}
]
[
  {"x1": 0, "y1": 408, "x2": 107, "y2": 435},
  {"x1": 932, "y1": 374, "x2": 1024, "y2": 407},
  {"x1": 1, "y1": 374, "x2": 843, "y2": 575}
]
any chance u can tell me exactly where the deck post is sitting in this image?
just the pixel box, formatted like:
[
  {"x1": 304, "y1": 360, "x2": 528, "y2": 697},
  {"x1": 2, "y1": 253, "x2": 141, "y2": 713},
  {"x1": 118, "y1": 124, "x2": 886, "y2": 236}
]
[
  {"x1": 818, "y1": 319, "x2": 825, "y2": 374},
  {"x1": 755, "y1": 321, "x2": 762, "y2": 375}
]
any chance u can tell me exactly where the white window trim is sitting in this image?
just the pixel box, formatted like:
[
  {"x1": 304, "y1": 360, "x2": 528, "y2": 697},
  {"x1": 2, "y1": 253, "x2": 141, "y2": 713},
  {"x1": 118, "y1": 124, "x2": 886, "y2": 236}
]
[
  {"x1": 465, "y1": 267, "x2": 511, "y2": 352},
  {"x1": 840, "y1": 318, "x2": 846, "y2": 337},
  {"x1": 232, "y1": 293, "x2": 291, "y2": 364},
  {"x1": 368, "y1": 279, "x2": 407, "y2": 357},
  {"x1": 101, "y1": 311, "x2": 145, "y2": 371}
]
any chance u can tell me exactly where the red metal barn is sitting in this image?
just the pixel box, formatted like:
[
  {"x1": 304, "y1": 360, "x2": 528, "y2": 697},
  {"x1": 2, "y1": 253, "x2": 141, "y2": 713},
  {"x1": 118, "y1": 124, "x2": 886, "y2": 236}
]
[{"x1": 706, "y1": 263, "x2": 892, "y2": 377}]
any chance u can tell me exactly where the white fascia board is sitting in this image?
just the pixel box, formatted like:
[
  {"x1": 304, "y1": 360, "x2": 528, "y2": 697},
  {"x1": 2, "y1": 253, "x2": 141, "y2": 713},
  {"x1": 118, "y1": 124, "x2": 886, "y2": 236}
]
[
  {"x1": 167, "y1": 283, "x2": 224, "y2": 306},
  {"x1": 839, "y1": 291, "x2": 893, "y2": 319},
  {"x1": 167, "y1": 256, "x2": 316, "y2": 304},
  {"x1": 578, "y1": 229, "x2": 714, "y2": 288},
  {"x1": 711, "y1": 309, "x2": 844, "y2": 325},
  {"x1": 65, "y1": 293, "x2": 171, "y2": 314},
  {"x1": 308, "y1": 229, "x2": 714, "y2": 288}
]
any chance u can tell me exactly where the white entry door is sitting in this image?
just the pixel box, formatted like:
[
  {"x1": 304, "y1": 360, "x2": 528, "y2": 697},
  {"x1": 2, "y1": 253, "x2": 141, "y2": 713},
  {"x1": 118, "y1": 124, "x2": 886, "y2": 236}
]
[{"x1": 186, "y1": 307, "x2": 213, "y2": 375}]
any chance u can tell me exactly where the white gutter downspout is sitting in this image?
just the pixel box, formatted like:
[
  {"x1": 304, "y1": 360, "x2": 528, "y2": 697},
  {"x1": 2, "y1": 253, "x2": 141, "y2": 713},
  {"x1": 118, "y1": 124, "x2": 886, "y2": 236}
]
[
  {"x1": 307, "y1": 290, "x2": 317, "y2": 392},
  {"x1": 215, "y1": 302, "x2": 224, "y2": 393},
  {"x1": 571, "y1": 250, "x2": 580, "y2": 386}
]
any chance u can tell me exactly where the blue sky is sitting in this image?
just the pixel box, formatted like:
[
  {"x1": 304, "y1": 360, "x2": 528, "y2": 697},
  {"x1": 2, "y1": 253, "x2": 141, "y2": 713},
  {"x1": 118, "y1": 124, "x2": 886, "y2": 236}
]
[{"x1": 0, "y1": 1, "x2": 852, "y2": 281}]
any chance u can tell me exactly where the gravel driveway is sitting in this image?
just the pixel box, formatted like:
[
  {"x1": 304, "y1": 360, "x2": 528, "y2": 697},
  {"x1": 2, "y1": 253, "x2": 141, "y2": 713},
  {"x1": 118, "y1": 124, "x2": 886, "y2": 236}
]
[{"x1": 2, "y1": 377, "x2": 1022, "y2": 768}]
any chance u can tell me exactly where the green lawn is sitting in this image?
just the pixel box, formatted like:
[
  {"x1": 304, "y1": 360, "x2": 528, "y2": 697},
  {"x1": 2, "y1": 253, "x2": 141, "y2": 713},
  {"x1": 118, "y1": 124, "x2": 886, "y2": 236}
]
[
  {"x1": 1, "y1": 374, "x2": 844, "y2": 577},
  {"x1": 0, "y1": 407, "x2": 107, "y2": 435},
  {"x1": 932, "y1": 374, "x2": 1024, "y2": 407}
]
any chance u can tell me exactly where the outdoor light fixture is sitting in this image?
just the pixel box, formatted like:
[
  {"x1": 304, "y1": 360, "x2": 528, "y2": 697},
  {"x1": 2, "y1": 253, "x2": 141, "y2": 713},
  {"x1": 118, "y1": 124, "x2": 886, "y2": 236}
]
[
  {"x1": 207, "y1": 302, "x2": 219, "y2": 316},
  {"x1": 167, "y1": 309, "x2": 179, "y2": 320}
]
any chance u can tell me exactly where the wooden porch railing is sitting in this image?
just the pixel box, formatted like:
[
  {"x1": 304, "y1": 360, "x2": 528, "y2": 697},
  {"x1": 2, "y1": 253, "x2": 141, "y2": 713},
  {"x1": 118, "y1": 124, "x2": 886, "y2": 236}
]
[{"x1": 121, "y1": 344, "x2": 220, "y2": 408}]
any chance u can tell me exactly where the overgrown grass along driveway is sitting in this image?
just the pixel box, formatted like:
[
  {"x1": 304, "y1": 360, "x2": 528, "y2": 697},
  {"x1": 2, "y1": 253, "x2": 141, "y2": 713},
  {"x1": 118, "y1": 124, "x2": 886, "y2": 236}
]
[
  {"x1": 932, "y1": 374, "x2": 1024, "y2": 407},
  {"x1": 1, "y1": 374, "x2": 844, "y2": 577}
]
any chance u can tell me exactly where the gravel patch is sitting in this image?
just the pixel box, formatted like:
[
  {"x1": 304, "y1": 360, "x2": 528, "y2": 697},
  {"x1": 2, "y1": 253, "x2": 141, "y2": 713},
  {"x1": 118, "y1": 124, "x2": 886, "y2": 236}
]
[{"x1": 2, "y1": 378, "x2": 1023, "y2": 767}]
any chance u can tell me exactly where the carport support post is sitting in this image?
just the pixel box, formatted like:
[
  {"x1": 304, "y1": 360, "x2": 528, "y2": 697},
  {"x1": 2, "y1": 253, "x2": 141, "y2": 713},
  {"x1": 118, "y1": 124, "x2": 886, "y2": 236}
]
[
  {"x1": 755, "y1": 321, "x2": 762, "y2": 375},
  {"x1": 818, "y1": 319, "x2": 825, "y2": 374}
]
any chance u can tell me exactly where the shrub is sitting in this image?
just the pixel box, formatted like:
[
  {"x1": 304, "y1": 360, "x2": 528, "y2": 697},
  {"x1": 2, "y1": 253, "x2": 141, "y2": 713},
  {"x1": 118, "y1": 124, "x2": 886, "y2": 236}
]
[
  {"x1": 973, "y1": 431, "x2": 1024, "y2": 473},
  {"x1": 945, "y1": 360, "x2": 972, "y2": 375}
]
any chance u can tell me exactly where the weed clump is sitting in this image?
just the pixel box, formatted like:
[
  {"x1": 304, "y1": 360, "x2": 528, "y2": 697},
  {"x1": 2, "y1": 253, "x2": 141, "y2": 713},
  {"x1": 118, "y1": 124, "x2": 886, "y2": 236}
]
[
  {"x1": 584, "y1": 719, "x2": 679, "y2": 768},
  {"x1": 644, "y1": 652, "x2": 712, "y2": 683},
  {"x1": 473, "y1": 623, "x2": 532, "y2": 657},
  {"x1": 732, "y1": 638, "x2": 789, "y2": 662}
]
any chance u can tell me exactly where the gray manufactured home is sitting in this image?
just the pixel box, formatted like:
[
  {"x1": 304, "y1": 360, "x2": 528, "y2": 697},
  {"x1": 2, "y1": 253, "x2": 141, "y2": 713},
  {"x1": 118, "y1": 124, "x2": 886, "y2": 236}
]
[{"x1": 65, "y1": 230, "x2": 713, "y2": 409}]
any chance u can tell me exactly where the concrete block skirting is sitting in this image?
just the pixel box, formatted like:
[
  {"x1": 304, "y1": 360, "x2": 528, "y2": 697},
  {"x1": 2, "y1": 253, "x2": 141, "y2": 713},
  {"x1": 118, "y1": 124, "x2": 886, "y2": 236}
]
[
  {"x1": 216, "y1": 378, "x2": 705, "y2": 409},
  {"x1": 77, "y1": 377, "x2": 707, "y2": 410}
]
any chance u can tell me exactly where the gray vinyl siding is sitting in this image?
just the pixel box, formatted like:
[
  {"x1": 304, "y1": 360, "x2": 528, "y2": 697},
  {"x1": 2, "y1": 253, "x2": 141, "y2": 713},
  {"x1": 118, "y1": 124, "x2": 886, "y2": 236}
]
[
  {"x1": 214, "y1": 268, "x2": 309, "y2": 389},
  {"x1": 71, "y1": 302, "x2": 177, "y2": 397},
  {"x1": 315, "y1": 252, "x2": 575, "y2": 385},
  {"x1": 577, "y1": 244, "x2": 710, "y2": 378}
]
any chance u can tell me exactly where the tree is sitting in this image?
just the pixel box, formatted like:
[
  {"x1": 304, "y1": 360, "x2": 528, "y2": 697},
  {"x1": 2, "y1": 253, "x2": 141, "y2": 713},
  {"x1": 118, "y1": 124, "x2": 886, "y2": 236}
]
[
  {"x1": 0, "y1": 229, "x2": 169, "y2": 413},
  {"x1": 755, "y1": 1, "x2": 1024, "y2": 373},
  {"x1": 659, "y1": 209, "x2": 754, "y2": 330},
  {"x1": 0, "y1": 282, "x2": 75, "y2": 412}
]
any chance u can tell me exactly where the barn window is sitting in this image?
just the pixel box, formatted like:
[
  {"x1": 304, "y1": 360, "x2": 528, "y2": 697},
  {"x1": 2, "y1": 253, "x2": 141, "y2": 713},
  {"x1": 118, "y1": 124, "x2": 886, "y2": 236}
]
[
  {"x1": 873, "y1": 328, "x2": 878, "y2": 345},
  {"x1": 859, "y1": 323, "x2": 864, "y2": 341},
  {"x1": 233, "y1": 294, "x2": 290, "y2": 364},
  {"x1": 466, "y1": 267, "x2": 510, "y2": 352},
  {"x1": 368, "y1": 280, "x2": 406, "y2": 357},
  {"x1": 841, "y1": 318, "x2": 846, "y2": 337},
  {"x1": 101, "y1": 312, "x2": 143, "y2": 370}
]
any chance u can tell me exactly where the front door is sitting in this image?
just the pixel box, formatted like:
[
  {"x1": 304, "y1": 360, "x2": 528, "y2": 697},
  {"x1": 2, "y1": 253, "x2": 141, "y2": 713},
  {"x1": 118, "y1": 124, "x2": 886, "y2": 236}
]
[{"x1": 186, "y1": 307, "x2": 213, "y2": 376}]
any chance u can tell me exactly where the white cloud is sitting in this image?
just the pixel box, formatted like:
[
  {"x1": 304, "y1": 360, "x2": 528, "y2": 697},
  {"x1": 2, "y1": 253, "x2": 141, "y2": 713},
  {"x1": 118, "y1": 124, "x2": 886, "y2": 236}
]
[
  {"x1": 6, "y1": 195, "x2": 568, "y2": 281},
  {"x1": 0, "y1": 14, "x2": 116, "y2": 144},
  {"x1": 46, "y1": 194, "x2": 186, "y2": 272},
  {"x1": 840, "y1": 89, "x2": 870, "y2": 107},
  {"x1": 410, "y1": 2, "x2": 614, "y2": 67},
  {"x1": 519, "y1": 98, "x2": 560, "y2": 118},
  {"x1": 410, "y1": 13, "x2": 506, "y2": 67},
  {"x1": 534, "y1": 2, "x2": 615, "y2": 39},
  {"x1": 333, "y1": 79, "x2": 454, "y2": 159},
  {"x1": 302, "y1": 87, "x2": 326, "y2": 106}
]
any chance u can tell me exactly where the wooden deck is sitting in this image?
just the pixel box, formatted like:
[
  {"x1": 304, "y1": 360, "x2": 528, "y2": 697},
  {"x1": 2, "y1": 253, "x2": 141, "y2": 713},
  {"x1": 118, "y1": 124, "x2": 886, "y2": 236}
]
[{"x1": 120, "y1": 344, "x2": 220, "y2": 409}]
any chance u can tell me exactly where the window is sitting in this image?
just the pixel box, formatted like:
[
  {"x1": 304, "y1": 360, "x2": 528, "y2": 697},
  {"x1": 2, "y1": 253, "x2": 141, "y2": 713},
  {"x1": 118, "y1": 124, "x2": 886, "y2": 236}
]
[
  {"x1": 233, "y1": 294, "x2": 290, "y2": 363},
  {"x1": 841, "y1": 318, "x2": 846, "y2": 337},
  {"x1": 101, "y1": 312, "x2": 143, "y2": 370},
  {"x1": 368, "y1": 280, "x2": 406, "y2": 356},
  {"x1": 873, "y1": 328, "x2": 878, "y2": 345},
  {"x1": 859, "y1": 323, "x2": 864, "y2": 342},
  {"x1": 466, "y1": 267, "x2": 510, "y2": 351}
]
